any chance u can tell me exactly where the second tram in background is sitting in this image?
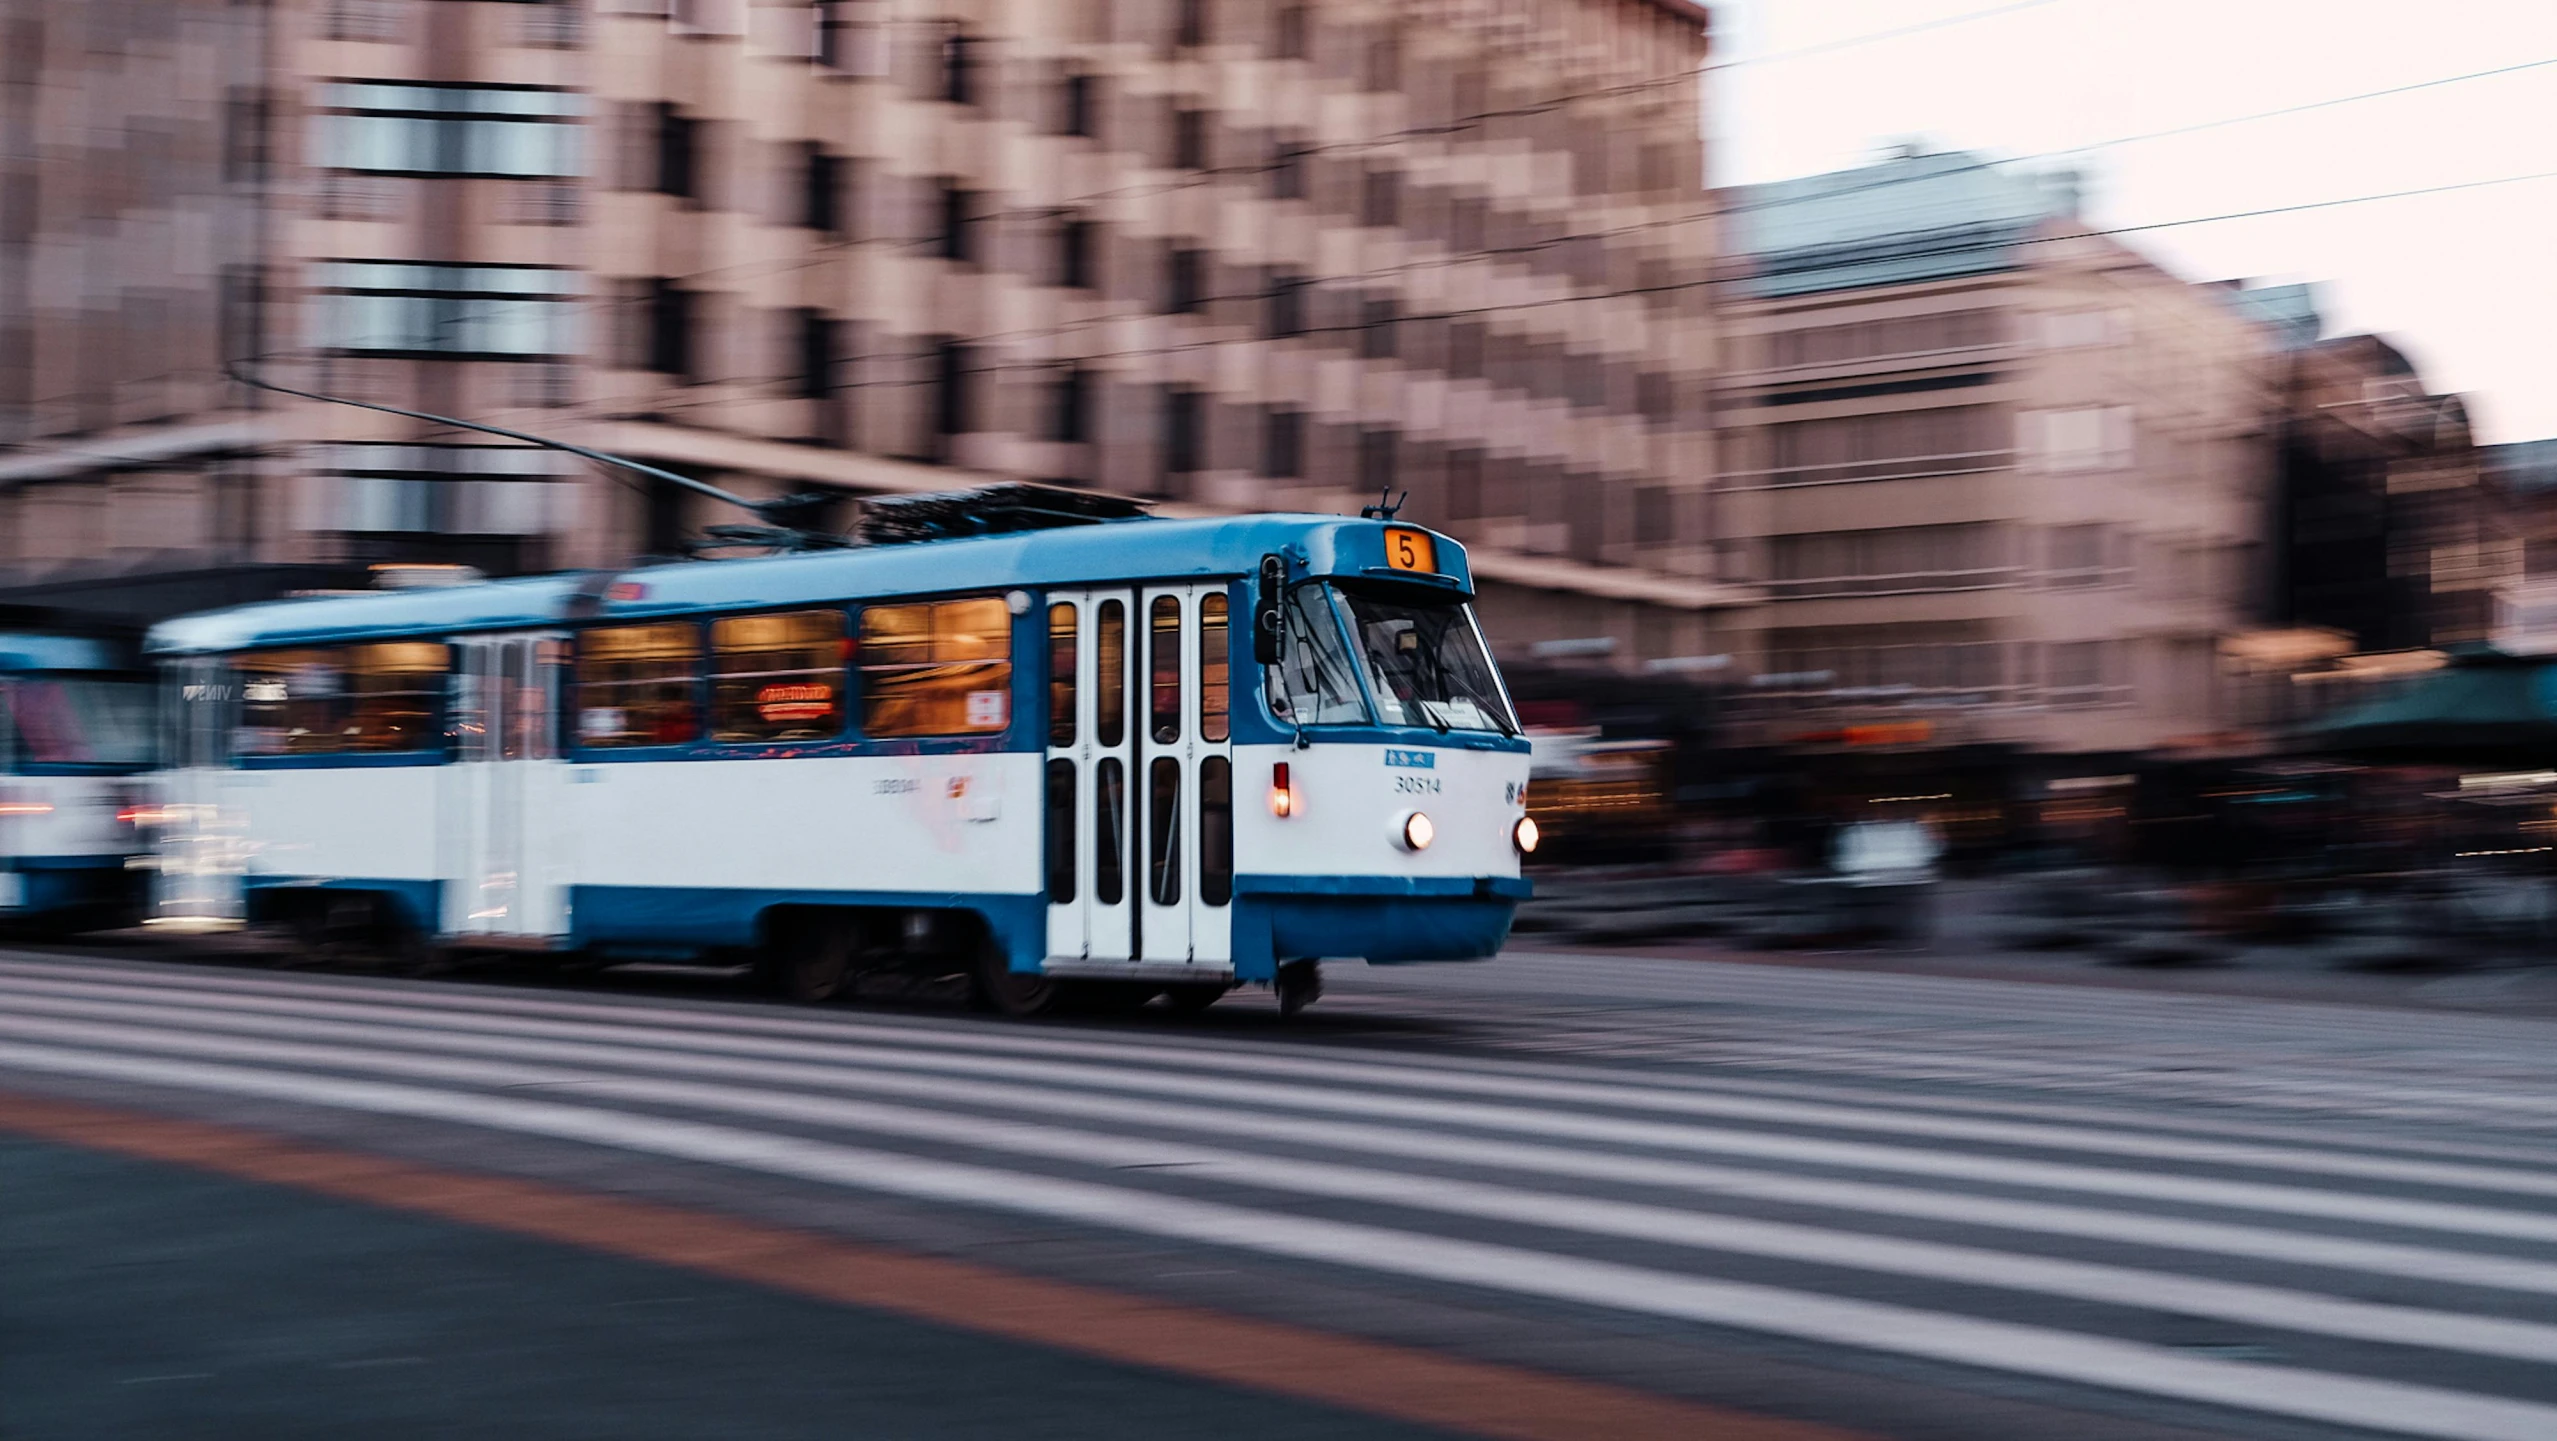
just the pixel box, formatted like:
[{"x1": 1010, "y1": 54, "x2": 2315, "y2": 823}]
[
  {"x1": 0, "y1": 609, "x2": 156, "y2": 932},
  {"x1": 143, "y1": 488, "x2": 1536, "y2": 1014}
]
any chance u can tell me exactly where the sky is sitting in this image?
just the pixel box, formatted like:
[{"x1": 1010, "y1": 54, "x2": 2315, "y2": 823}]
[{"x1": 1704, "y1": 0, "x2": 2557, "y2": 444}]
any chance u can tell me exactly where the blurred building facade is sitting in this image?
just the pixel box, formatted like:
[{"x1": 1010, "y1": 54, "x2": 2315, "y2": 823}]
[
  {"x1": 0, "y1": 0, "x2": 1729, "y2": 645},
  {"x1": 1709, "y1": 150, "x2": 2282, "y2": 757}
]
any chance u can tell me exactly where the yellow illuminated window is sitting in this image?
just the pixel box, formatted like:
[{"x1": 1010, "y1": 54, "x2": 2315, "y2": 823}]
[
  {"x1": 859, "y1": 597, "x2": 1013, "y2": 737},
  {"x1": 236, "y1": 642, "x2": 447, "y2": 756},
  {"x1": 709, "y1": 610, "x2": 845, "y2": 742},
  {"x1": 576, "y1": 623, "x2": 700, "y2": 747}
]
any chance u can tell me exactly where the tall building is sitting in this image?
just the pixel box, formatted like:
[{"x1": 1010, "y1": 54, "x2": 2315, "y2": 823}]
[
  {"x1": 0, "y1": 0, "x2": 1726, "y2": 651},
  {"x1": 1710, "y1": 149, "x2": 2283, "y2": 758},
  {"x1": 2223, "y1": 282, "x2": 2503, "y2": 654}
]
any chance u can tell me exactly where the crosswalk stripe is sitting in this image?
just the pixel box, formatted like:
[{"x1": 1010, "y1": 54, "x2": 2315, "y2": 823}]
[
  {"x1": 14, "y1": 989, "x2": 2557, "y2": 1301},
  {"x1": 7, "y1": 968, "x2": 2552, "y2": 1202},
  {"x1": 7, "y1": 1034, "x2": 2557, "y2": 1441},
  {"x1": 14, "y1": 1006, "x2": 2557, "y2": 1370},
  {"x1": 11, "y1": 975, "x2": 2557, "y2": 1253}
]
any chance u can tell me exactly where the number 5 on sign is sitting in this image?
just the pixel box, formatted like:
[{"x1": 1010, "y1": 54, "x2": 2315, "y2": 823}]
[{"x1": 1384, "y1": 527, "x2": 1435, "y2": 573}]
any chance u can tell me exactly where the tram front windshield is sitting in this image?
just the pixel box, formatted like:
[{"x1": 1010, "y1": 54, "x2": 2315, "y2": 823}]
[
  {"x1": 1272, "y1": 583, "x2": 1516, "y2": 735},
  {"x1": 1, "y1": 675, "x2": 156, "y2": 769}
]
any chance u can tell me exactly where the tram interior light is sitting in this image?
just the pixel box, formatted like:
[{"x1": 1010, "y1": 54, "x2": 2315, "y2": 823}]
[
  {"x1": 1269, "y1": 761, "x2": 1295, "y2": 818},
  {"x1": 1400, "y1": 810, "x2": 1435, "y2": 852}
]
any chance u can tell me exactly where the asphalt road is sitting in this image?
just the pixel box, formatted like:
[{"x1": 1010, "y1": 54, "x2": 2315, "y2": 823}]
[{"x1": 4, "y1": 943, "x2": 2556, "y2": 1441}]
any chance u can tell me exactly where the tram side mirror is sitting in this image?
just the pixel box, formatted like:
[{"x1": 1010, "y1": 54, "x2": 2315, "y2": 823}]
[{"x1": 1253, "y1": 554, "x2": 1287, "y2": 666}]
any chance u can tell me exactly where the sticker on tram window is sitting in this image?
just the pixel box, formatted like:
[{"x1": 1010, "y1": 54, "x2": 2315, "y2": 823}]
[
  {"x1": 964, "y1": 689, "x2": 1009, "y2": 728},
  {"x1": 1383, "y1": 527, "x2": 1437, "y2": 573}
]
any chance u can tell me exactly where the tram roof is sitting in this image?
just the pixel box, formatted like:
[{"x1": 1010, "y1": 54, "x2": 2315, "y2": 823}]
[{"x1": 146, "y1": 512, "x2": 1471, "y2": 655}]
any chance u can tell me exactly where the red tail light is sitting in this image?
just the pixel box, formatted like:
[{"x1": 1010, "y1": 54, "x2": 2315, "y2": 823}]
[{"x1": 1268, "y1": 762, "x2": 1295, "y2": 818}]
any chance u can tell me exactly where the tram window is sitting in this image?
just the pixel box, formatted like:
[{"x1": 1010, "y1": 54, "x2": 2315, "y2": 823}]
[
  {"x1": 709, "y1": 609, "x2": 845, "y2": 743},
  {"x1": 1094, "y1": 756, "x2": 1126, "y2": 904},
  {"x1": 1044, "y1": 757, "x2": 1076, "y2": 901},
  {"x1": 1334, "y1": 585, "x2": 1519, "y2": 735},
  {"x1": 575, "y1": 623, "x2": 700, "y2": 747},
  {"x1": 1199, "y1": 755, "x2": 1232, "y2": 906},
  {"x1": 236, "y1": 643, "x2": 446, "y2": 756},
  {"x1": 1198, "y1": 592, "x2": 1229, "y2": 742},
  {"x1": 1148, "y1": 595, "x2": 1182, "y2": 744},
  {"x1": 2, "y1": 676, "x2": 156, "y2": 769},
  {"x1": 1095, "y1": 599, "x2": 1126, "y2": 748},
  {"x1": 1268, "y1": 586, "x2": 1368, "y2": 725},
  {"x1": 859, "y1": 597, "x2": 1012, "y2": 737},
  {"x1": 1047, "y1": 602, "x2": 1076, "y2": 747},
  {"x1": 1147, "y1": 756, "x2": 1181, "y2": 905}
]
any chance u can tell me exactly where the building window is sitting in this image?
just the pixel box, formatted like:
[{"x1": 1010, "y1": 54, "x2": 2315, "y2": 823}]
[
  {"x1": 1060, "y1": 69, "x2": 1095, "y2": 137},
  {"x1": 1268, "y1": 141, "x2": 1307, "y2": 201},
  {"x1": 860, "y1": 597, "x2": 1013, "y2": 736},
  {"x1": 791, "y1": 308, "x2": 835, "y2": 400},
  {"x1": 1164, "y1": 386, "x2": 1203, "y2": 478},
  {"x1": 1273, "y1": 4, "x2": 1308, "y2": 59},
  {"x1": 576, "y1": 624, "x2": 700, "y2": 748},
  {"x1": 1447, "y1": 321, "x2": 1485, "y2": 380},
  {"x1": 237, "y1": 644, "x2": 448, "y2": 757},
  {"x1": 2045, "y1": 523, "x2": 2126, "y2": 589},
  {"x1": 1445, "y1": 449, "x2": 1483, "y2": 520},
  {"x1": 801, "y1": 144, "x2": 843, "y2": 233},
  {"x1": 937, "y1": 179, "x2": 974, "y2": 263},
  {"x1": 1766, "y1": 406, "x2": 2006, "y2": 487},
  {"x1": 1167, "y1": 248, "x2": 1206, "y2": 314},
  {"x1": 312, "y1": 261, "x2": 580, "y2": 359},
  {"x1": 1359, "y1": 298, "x2": 1398, "y2": 360},
  {"x1": 654, "y1": 101, "x2": 697, "y2": 199},
  {"x1": 1769, "y1": 309, "x2": 2002, "y2": 369},
  {"x1": 1769, "y1": 523, "x2": 2016, "y2": 599},
  {"x1": 2043, "y1": 640, "x2": 2125, "y2": 707},
  {"x1": 1050, "y1": 367, "x2": 1089, "y2": 444},
  {"x1": 1058, "y1": 216, "x2": 1095, "y2": 289},
  {"x1": 1173, "y1": 109, "x2": 1209, "y2": 170},
  {"x1": 710, "y1": 609, "x2": 846, "y2": 742},
  {"x1": 2021, "y1": 406, "x2": 2134, "y2": 473},
  {"x1": 1263, "y1": 407, "x2": 1303, "y2": 478},
  {"x1": 646, "y1": 279, "x2": 694, "y2": 378},
  {"x1": 943, "y1": 30, "x2": 977, "y2": 105},
  {"x1": 932, "y1": 337, "x2": 971, "y2": 450},
  {"x1": 1266, "y1": 270, "x2": 1306, "y2": 338},
  {"x1": 324, "y1": 0, "x2": 408, "y2": 44},
  {"x1": 315, "y1": 82, "x2": 583, "y2": 178},
  {"x1": 1175, "y1": 0, "x2": 1207, "y2": 48},
  {"x1": 1357, "y1": 428, "x2": 1397, "y2": 493},
  {"x1": 1362, "y1": 28, "x2": 1401, "y2": 91},
  {"x1": 1359, "y1": 169, "x2": 1400, "y2": 228}
]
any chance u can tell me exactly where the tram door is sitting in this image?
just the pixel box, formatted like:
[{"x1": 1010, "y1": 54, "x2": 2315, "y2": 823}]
[
  {"x1": 1135, "y1": 585, "x2": 1234, "y2": 968},
  {"x1": 1044, "y1": 592, "x2": 1135, "y2": 962},
  {"x1": 443, "y1": 633, "x2": 567, "y2": 940},
  {"x1": 1043, "y1": 587, "x2": 1232, "y2": 969}
]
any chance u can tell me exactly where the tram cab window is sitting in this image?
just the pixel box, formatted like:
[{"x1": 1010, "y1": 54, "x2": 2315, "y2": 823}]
[
  {"x1": 1335, "y1": 584, "x2": 1517, "y2": 735},
  {"x1": 236, "y1": 643, "x2": 447, "y2": 756},
  {"x1": 709, "y1": 610, "x2": 845, "y2": 742},
  {"x1": 2, "y1": 676, "x2": 156, "y2": 769},
  {"x1": 859, "y1": 597, "x2": 1012, "y2": 737},
  {"x1": 575, "y1": 623, "x2": 701, "y2": 747},
  {"x1": 1266, "y1": 585, "x2": 1368, "y2": 725}
]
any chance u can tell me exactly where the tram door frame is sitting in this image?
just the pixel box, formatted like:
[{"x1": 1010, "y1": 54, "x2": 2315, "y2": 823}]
[
  {"x1": 1044, "y1": 591, "x2": 1135, "y2": 963},
  {"x1": 1044, "y1": 584, "x2": 1234, "y2": 970},
  {"x1": 444, "y1": 632, "x2": 567, "y2": 940}
]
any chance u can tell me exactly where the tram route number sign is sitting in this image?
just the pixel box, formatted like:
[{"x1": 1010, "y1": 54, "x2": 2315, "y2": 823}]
[{"x1": 1383, "y1": 527, "x2": 1436, "y2": 574}]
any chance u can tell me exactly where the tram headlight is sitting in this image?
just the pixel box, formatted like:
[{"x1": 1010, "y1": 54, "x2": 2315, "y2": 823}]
[
  {"x1": 1512, "y1": 815, "x2": 1540, "y2": 855},
  {"x1": 1398, "y1": 810, "x2": 1435, "y2": 852}
]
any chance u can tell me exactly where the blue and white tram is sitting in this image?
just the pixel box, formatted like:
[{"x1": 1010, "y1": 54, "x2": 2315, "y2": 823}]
[
  {"x1": 144, "y1": 499, "x2": 1536, "y2": 1012},
  {"x1": 0, "y1": 615, "x2": 155, "y2": 931}
]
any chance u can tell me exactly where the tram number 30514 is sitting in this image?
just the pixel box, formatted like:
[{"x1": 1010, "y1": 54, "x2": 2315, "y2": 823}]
[{"x1": 1394, "y1": 775, "x2": 1443, "y2": 795}]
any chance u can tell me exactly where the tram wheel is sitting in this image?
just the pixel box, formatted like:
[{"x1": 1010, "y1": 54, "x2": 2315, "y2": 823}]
[
  {"x1": 1275, "y1": 960, "x2": 1322, "y2": 1018},
  {"x1": 1163, "y1": 984, "x2": 1227, "y2": 1016},
  {"x1": 973, "y1": 948, "x2": 1063, "y2": 1017},
  {"x1": 768, "y1": 914, "x2": 855, "y2": 1003}
]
